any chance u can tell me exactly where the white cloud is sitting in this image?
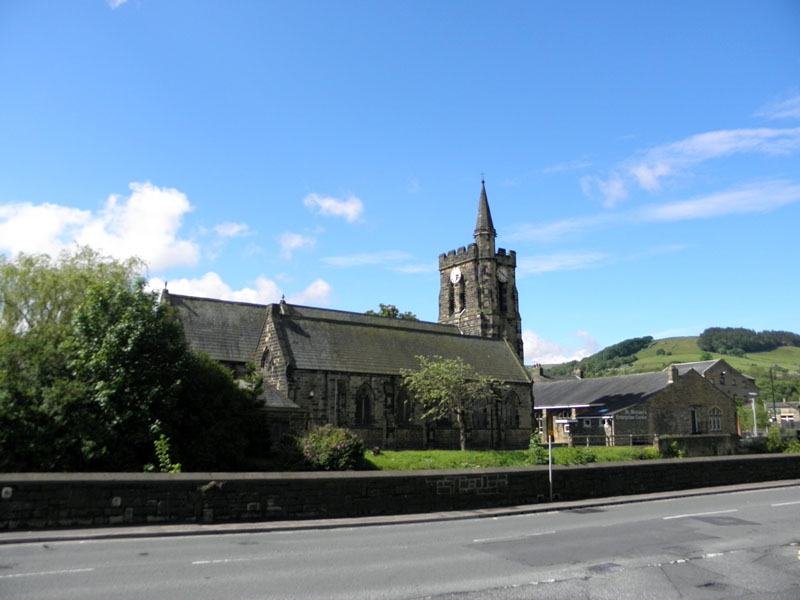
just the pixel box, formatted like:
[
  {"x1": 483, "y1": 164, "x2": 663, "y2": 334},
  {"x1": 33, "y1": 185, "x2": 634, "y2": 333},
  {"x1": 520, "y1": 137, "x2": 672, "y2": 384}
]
[
  {"x1": 107, "y1": 0, "x2": 128, "y2": 8},
  {"x1": 279, "y1": 232, "x2": 316, "y2": 259},
  {"x1": 584, "y1": 126, "x2": 800, "y2": 206},
  {"x1": 0, "y1": 182, "x2": 199, "y2": 270},
  {"x1": 288, "y1": 279, "x2": 332, "y2": 306},
  {"x1": 509, "y1": 179, "x2": 800, "y2": 244},
  {"x1": 303, "y1": 193, "x2": 364, "y2": 223},
  {"x1": 518, "y1": 252, "x2": 610, "y2": 275},
  {"x1": 542, "y1": 158, "x2": 592, "y2": 174},
  {"x1": 0, "y1": 203, "x2": 90, "y2": 257},
  {"x1": 150, "y1": 272, "x2": 282, "y2": 305},
  {"x1": 524, "y1": 330, "x2": 598, "y2": 364},
  {"x1": 322, "y1": 250, "x2": 413, "y2": 268},
  {"x1": 757, "y1": 93, "x2": 800, "y2": 120},
  {"x1": 639, "y1": 180, "x2": 800, "y2": 222},
  {"x1": 214, "y1": 222, "x2": 250, "y2": 237}
]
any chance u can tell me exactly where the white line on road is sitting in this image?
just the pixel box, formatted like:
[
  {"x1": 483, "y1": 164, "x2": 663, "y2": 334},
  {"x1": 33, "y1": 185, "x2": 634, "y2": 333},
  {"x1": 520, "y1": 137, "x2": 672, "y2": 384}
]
[
  {"x1": 772, "y1": 501, "x2": 800, "y2": 507},
  {"x1": 663, "y1": 509, "x2": 738, "y2": 520},
  {"x1": 0, "y1": 568, "x2": 94, "y2": 579},
  {"x1": 473, "y1": 531, "x2": 556, "y2": 543},
  {"x1": 192, "y1": 556, "x2": 269, "y2": 565}
]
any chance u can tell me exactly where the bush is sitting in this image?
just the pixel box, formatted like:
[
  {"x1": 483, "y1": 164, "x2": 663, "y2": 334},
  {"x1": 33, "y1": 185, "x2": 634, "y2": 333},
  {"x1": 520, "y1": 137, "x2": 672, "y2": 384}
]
[
  {"x1": 528, "y1": 434, "x2": 548, "y2": 465},
  {"x1": 560, "y1": 447, "x2": 597, "y2": 465},
  {"x1": 299, "y1": 425, "x2": 366, "y2": 471},
  {"x1": 766, "y1": 426, "x2": 789, "y2": 453}
]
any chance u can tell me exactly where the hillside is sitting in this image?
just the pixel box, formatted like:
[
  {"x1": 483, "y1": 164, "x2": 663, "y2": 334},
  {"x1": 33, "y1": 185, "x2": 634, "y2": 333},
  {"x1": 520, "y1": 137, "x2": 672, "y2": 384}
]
[{"x1": 544, "y1": 335, "x2": 800, "y2": 402}]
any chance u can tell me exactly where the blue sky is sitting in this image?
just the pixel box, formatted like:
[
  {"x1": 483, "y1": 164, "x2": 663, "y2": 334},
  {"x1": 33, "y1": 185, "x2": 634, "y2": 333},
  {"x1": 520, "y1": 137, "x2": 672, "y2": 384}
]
[{"x1": 1, "y1": 1, "x2": 799, "y2": 363}]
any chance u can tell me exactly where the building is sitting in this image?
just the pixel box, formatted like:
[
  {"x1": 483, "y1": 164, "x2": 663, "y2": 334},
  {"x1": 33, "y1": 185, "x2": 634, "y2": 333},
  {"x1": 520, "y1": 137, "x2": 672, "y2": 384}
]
[
  {"x1": 533, "y1": 364, "x2": 738, "y2": 453},
  {"x1": 168, "y1": 182, "x2": 533, "y2": 449},
  {"x1": 672, "y1": 359, "x2": 758, "y2": 404},
  {"x1": 767, "y1": 402, "x2": 800, "y2": 430}
]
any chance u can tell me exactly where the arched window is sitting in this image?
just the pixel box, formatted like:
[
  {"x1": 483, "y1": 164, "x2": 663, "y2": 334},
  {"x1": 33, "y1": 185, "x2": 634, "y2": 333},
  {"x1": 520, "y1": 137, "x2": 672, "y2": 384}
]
[
  {"x1": 395, "y1": 389, "x2": 413, "y2": 426},
  {"x1": 355, "y1": 383, "x2": 374, "y2": 426},
  {"x1": 503, "y1": 391, "x2": 520, "y2": 428},
  {"x1": 709, "y1": 407, "x2": 722, "y2": 432}
]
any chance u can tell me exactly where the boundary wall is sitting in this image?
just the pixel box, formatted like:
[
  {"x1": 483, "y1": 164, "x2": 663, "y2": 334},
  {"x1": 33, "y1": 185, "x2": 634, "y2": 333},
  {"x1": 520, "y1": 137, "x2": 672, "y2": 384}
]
[{"x1": 2, "y1": 454, "x2": 799, "y2": 530}]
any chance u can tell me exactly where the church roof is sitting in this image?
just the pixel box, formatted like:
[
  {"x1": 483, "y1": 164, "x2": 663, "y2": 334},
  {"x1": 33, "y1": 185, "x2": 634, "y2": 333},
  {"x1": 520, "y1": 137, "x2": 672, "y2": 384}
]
[
  {"x1": 169, "y1": 294, "x2": 267, "y2": 364},
  {"x1": 533, "y1": 371, "x2": 673, "y2": 413},
  {"x1": 168, "y1": 294, "x2": 530, "y2": 383}
]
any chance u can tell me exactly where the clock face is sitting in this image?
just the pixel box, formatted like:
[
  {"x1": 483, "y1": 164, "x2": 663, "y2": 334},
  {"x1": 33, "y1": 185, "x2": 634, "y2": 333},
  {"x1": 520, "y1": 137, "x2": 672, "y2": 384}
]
[
  {"x1": 497, "y1": 266, "x2": 508, "y2": 283},
  {"x1": 450, "y1": 267, "x2": 462, "y2": 284}
]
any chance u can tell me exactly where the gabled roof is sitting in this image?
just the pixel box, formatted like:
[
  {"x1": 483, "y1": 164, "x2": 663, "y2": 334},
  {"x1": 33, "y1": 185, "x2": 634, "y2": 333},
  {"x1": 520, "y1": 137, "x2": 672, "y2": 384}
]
[
  {"x1": 671, "y1": 359, "x2": 718, "y2": 376},
  {"x1": 169, "y1": 294, "x2": 267, "y2": 363},
  {"x1": 169, "y1": 294, "x2": 530, "y2": 384},
  {"x1": 670, "y1": 359, "x2": 755, "y2": 381},
  {"x1": 277, "y1": 303, "x2": 530, "y2": 382},
  {"x1": 534, "y1": 371, "x2": 673, "y2": 414}
]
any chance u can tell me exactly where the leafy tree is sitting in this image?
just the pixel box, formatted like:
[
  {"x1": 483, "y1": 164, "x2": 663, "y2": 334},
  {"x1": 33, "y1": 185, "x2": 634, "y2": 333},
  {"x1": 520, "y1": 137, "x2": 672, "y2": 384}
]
[
  {"x1": 0, "y1": 247, "x2": 269, "y2": 472},
  {"x1": 365, "y1": 303, "x2": 418, "y2": 321},
  {"x1": 548, "y1": 336, "x2": 653, "y2": 377},
  {"x1": 400, "y1": 355, "x2": 506, "y2": 451},
  {"x1": 65, "y1": 278, "x2": 189, "y2": 470},
  {"x1": 698, "y1": 327, "x2": 800, "y2": 355}
]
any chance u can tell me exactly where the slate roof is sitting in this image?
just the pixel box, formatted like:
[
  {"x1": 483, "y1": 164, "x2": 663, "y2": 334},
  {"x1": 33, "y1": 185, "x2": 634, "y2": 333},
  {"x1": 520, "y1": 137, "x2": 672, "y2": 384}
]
[
  {"x1": 169, "y1": 294, "x2": 267, "y2": 363},
  {"x1": 169, "y1": 294, "x2": 530, "y2": 384},
  {"x1": 279, "y1": 304, "x2": 529, "y2": 382},
  {"x1": 533, "y1": 371, "x2": 673, "y2": 414},
  {"x1": 672, "y1": 360, "x2": 718, "y2": 376}
]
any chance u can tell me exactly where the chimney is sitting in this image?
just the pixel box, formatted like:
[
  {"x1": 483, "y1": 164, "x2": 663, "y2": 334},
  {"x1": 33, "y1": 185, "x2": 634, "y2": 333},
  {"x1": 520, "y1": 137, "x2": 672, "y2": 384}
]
[{"x1": 668, "y1": 364, "x2": 679, "y2": 383}]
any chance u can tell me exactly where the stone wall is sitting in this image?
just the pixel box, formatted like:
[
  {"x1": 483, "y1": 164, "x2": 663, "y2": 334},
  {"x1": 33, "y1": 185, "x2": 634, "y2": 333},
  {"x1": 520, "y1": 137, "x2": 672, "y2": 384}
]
[{"x1": 2, "y1": 454, "x2": 799, "y2": 530}]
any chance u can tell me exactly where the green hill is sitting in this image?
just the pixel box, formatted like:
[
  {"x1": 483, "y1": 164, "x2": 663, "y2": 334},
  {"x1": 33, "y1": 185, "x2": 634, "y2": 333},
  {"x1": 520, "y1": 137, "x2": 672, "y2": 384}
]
[{"x1": 544, "y1": 334, "x2": 800, "y2": 403}]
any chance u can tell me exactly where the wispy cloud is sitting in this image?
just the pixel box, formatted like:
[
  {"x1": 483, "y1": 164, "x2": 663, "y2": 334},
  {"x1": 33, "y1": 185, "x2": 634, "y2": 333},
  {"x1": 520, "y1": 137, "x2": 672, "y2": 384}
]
[
  {"x1": 518, "y1": 251, "x2": 610, "y2": 275},
  {"x1": 279, "y1": 232, "x2": 316, "y2": 259},
  {"x1": 510, "y1": 179, "x2": 800, "y2": 243},
  {"x1": 0, "y1": 181, "x2": 198, "y2": 270},
  {"x1": 303, "y1": 193, "x2": 364, "y2": 223},
  {"x1": 106, "y1": 0, "x2": 128, "y2": 8},
  {"x1": 321, "y1": 250, "x2": 413, "y2": 268},
  {"x1": 542, "y1": 158, "x2": 592, "y2": 174},
  {"x1": 584, "y1": 126, "x2": 800, "y2": 207},
  {"x1": 214, "y1": 222, "x2": 251, "y2": 238},
  {"x1": 757, "y1": 93, "x2": 800, "y2": 120},
  {"x1": 639, "y1": 180, "x2": 800, "y2": 222}
]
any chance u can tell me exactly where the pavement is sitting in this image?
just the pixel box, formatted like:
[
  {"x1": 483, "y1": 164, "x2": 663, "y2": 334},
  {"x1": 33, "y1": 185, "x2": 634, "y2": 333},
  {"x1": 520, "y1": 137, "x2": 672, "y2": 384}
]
[{"x1": 2, "y1": 478, "x2": 799, "y2": 546}]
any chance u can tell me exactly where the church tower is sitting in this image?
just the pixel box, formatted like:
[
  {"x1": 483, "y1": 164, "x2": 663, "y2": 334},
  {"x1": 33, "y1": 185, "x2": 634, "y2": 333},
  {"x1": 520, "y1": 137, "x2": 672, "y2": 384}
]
[{"x1": 438, "y1": 181, "x2": 523, "y2": 360}]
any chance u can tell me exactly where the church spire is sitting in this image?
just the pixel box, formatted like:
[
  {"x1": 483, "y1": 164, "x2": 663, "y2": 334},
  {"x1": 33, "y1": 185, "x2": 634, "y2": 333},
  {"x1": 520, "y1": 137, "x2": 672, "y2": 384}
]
[{"x1": 474, "y1": 178, "x2": 496, "y2": 254}]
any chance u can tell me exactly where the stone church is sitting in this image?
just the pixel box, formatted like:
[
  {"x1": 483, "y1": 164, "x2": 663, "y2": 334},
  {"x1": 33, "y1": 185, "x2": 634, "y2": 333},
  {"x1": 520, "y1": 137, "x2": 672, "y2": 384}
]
[{"x1": 167, "y1": 182, "x2": 532, "y2": 449}]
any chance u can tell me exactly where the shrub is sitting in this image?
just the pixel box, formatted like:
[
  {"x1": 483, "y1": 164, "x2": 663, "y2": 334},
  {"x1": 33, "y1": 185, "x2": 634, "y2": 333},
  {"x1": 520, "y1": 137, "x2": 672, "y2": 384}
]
[
  {"x1": 766, "y1": 426, "x2": 789, "y2": 453},
  {"x1": 299, "y1": 425, "x2": 366, "y2": 471},
  {"x1": 663, "y1": 441, "x2": 685, "y2": 459},
  {"x1": 784, "y1": 439, "x2": 800, "y2": 454},
  {"x1": 528, "y1": 434, "x2": 548, "y2": 465},
  {"x1": 560, "y1": 447, "x2": 597, "y2": 465}
]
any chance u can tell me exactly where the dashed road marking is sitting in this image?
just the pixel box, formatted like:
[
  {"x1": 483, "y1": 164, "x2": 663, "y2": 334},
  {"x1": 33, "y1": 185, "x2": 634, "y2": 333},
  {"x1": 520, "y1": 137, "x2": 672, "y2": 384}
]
[
  {"x1": 663, "y1": 509, "x2": 737, "y2": 520},
  {"x1": 0, "y1": 568, "x2": 94, "y2": 579}
]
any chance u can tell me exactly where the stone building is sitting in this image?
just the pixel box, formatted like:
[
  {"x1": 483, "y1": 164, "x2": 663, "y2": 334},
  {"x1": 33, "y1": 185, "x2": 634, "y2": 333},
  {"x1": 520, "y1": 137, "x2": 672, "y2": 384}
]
[
  {"x1": 672, "y1": 359, "x2": 758, "y2": 404},
  {"x1": 533, "y1": 364, "x2": 738, "y2": 453},
  {"x1": 168, "y1": 182, "x2": 532, "y2": 449}
]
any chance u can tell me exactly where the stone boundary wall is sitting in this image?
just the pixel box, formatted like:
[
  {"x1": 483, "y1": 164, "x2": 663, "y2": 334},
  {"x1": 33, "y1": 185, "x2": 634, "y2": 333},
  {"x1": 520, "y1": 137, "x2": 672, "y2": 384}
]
[{"x1": 2, "y1": 454, "x2": 799, "y2": 530}]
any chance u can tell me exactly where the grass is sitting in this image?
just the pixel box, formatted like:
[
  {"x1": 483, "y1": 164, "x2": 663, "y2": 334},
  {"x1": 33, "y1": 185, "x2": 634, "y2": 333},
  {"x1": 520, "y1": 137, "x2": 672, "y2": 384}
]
[
  {"x1": 613, "y1": 337, "x2": 800, "y2": 378},
  {"x1": 363, "y1": 446, "x2": 661, "y2": 470}
]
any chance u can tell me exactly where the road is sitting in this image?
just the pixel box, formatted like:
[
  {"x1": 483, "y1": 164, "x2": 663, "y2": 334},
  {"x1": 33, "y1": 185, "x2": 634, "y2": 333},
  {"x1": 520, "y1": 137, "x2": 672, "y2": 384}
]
[{"x1": 2, "y1": 485, "x2": 800, "y2": 599}]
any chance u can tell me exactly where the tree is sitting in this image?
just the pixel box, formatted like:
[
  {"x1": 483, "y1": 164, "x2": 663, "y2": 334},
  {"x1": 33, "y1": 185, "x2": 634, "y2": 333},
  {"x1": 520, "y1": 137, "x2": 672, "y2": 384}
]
[
  {"x1": 400, "y1": 355, "x2": 506, "y2": 450},
  {"x1": 365, "y1": 303, "x2": 418, "y2": 321},
  {"x1": 0, "y1": 247, "x2": 269, "y2": 472}
]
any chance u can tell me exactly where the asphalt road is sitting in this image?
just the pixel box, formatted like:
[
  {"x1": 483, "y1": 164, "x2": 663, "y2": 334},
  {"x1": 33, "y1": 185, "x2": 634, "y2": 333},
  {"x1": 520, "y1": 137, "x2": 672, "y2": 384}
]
[{"x1": 2, "y1": 485, "x2": 800, "y2": 599}]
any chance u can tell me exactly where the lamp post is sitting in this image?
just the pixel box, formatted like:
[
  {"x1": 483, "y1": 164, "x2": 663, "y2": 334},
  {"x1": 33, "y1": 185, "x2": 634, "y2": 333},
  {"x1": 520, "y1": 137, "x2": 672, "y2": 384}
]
[{"x1": 748, "y1": 392, "x2": 759, "y2": 438}]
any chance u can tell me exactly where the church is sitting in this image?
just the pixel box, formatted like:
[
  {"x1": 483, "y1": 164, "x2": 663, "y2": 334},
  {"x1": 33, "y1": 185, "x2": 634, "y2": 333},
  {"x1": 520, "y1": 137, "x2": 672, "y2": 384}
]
[{"x1": 167, "y1": 182, "x2": 533, "y2": 449}]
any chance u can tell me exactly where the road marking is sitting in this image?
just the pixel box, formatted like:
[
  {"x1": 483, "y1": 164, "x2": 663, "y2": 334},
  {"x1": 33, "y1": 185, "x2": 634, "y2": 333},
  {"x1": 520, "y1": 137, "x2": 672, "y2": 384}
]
[
  {"x1": 0, "y1": 568, "x2": 94, "y2": 579},
  {"x1": 772, "y1": 501, "x2": 800, "y2": 507},
  {"x1": 663, "y1": 509, "x2": 738, "y2": 520},
  {"x1": 192, "y1": 556, "x2": 269, "y2": 565},
  {"x1": 472, "y1": 531, "x2": 555, "y2": 543}
]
